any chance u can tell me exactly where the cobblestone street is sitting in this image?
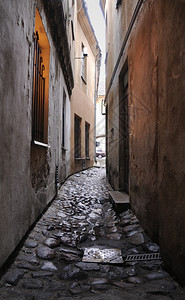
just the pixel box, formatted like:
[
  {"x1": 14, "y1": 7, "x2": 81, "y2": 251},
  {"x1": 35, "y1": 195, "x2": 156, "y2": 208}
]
[{"x1": 0, "y1": 167, "x2": 185, "y2": 299}]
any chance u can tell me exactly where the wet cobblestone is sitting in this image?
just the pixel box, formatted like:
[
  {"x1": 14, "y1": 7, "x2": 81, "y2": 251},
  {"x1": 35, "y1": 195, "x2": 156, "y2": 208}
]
[{"x1": 0, "y1": 167, "x2": 185, "y2": 299}]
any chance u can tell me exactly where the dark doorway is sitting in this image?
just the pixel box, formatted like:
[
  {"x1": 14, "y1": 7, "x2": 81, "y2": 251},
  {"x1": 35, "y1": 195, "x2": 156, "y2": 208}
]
[{"x1": 119, "y1": 65, "x2": 129, "y2": 194}]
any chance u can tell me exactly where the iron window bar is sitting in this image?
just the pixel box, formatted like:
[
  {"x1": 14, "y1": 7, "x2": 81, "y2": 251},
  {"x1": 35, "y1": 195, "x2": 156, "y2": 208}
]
[{"x1": 32, "y1": 31, "x2": 45, "y2": 142}]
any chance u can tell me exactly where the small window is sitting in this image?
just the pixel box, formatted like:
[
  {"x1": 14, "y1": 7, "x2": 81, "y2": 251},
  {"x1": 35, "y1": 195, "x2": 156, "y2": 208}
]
[
  {"x1": 74, "y1": 114, "x2": 82, "y2": 158},
  {"x1": 71, "y1": 21, "x2": 75, "y2": 41},
  {"x1": 85, "y1": 122, "x2": 90, "y2": 158},
  {"x1": 116, "y1": 0, "x2": 122, "y2": 9}
]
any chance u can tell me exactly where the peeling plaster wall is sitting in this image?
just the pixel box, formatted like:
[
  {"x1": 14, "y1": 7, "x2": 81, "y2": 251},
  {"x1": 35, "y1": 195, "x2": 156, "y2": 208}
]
[{"x1": 0, "y1": 0, "x2": 72, "y2": 269}]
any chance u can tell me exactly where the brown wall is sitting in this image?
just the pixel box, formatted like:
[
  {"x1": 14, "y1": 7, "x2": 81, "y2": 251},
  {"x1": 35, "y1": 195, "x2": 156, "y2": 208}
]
[
  {"x1": 106, "y1": 0, "x2": 185, "y2": 285},
  {"x1": 157, "y1": 0, "x2": 185, "y2": 284},
  {"x1": 129, "y1": 0, "x2": 185, "y2": 284},
  {"x1": 129, "y1": 0, "x2": 159, "y2": 242}
]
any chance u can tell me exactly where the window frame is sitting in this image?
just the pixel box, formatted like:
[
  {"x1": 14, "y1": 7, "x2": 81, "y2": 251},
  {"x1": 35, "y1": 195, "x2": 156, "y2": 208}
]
[
  {"x1": 74, "y1": 114, "x2": 82, "y2": 159},
  {"x1": 85, "y1": 122, "x2": 90, "y2": 158},
  {"x1": 32, "y1": 9, "x2": 50, "y2": 146},
  {"x1": 62, "y1": 90, "x2": 66, "y2": 148}
]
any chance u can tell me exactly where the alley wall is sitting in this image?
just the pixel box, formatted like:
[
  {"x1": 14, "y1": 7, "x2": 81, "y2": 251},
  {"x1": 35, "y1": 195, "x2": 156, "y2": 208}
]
[
  {"x1": 129, "y1": 0, "x2": 185, "y2": 284},
  {"x1": 0, "y1": 0, "x2": 73, "y2": 269},
  {"x1": 105, "y1": 0, "x2": 185, "y2": 285}
]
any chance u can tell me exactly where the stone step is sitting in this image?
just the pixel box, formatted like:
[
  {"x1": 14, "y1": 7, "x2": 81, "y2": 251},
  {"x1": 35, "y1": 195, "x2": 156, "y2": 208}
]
[{"x1": 109, "y1": 191, "x2": 130, "y2": 214}]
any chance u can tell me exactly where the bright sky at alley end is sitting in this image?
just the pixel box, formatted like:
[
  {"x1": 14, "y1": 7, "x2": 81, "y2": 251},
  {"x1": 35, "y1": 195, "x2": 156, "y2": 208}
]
[{"x1": 85, "y1": 0, "x2": 105, "y2": 94}]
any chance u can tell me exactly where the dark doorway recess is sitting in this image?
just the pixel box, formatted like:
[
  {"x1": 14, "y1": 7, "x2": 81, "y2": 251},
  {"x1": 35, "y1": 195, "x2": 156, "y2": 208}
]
[{"x1": 119, "y1": 64, "x2": 129, "y2": 194}]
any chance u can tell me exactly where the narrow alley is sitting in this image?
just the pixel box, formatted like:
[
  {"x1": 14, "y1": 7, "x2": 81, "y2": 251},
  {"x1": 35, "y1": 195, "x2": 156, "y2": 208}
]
[{"x1": 0, "y1": 167, "x2": 185, "y2": 300}]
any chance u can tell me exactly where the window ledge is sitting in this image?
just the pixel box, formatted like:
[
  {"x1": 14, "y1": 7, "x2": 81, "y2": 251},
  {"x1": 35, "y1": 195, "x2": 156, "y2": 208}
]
[
  {"x1": 33, "y1": 140, "x2": 50, "y2": 148},
  {"x1": 75, "y1": 157, "x2": 83, "y2": 160},
  {"x1": 86, "y1": 157, "x2": 90, "y2": 160}
]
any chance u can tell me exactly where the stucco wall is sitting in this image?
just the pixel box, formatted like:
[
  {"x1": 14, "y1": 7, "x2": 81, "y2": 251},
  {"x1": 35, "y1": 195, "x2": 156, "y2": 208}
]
[
  {"x1": 157, "y1": 0, "x2": 185, "y2": 284},
  {"x1": 106, "y1": 0, "x2": 185, "y2": 285},
  {"x1": 0, "y1": 0, "x2": 72, "y2": 269},
  {"x1": 71, "y1": 85, "x2": 94, "y2": 174},
  {"x1": 129, "y1": 0, "x2": 159, "y2": 241},
  {"x1": 105, "y1": 0, "x2": 137, "y2": 190},
  {"x1": 129, "y1": 0, "x2": 185, "y2": 284},
  {"x1": 70, "y1": 2, "x2": 99, "y2": 174}
]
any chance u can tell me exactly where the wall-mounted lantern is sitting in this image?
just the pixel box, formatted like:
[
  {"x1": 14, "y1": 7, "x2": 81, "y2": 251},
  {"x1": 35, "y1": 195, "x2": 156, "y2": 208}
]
[{"x1": 75, "y1": 47, "x2": 88, "y2": 59}]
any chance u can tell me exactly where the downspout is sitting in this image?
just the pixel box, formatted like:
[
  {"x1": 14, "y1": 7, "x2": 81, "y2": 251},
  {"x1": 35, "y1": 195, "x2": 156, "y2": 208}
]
[
  {"x1": 104, "y1": 0, "x2": 144, "y2": 104},
  {"x1": 94, "y1": 55, "x2": 97, "y2": 163}
]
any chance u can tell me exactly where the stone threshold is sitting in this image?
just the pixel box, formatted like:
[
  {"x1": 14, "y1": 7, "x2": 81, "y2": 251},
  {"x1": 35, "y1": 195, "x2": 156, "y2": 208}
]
[{"x1": 109, "y1": 190, "x2": 130, "y2": 214}]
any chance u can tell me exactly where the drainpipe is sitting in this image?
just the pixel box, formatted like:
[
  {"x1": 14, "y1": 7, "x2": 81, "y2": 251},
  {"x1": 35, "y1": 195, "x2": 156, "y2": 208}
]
[
  {"x1": 104, "y1": 0, "x2": 144, "y2": 104},
  {"x1": 94, "y1": 55, "x2": 97, "y2": 163}
]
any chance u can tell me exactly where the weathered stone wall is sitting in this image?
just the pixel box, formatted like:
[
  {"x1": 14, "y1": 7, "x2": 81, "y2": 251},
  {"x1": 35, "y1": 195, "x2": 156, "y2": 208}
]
[{"x1": 0, "y1": 0, "x2": 73, "y2": 269}]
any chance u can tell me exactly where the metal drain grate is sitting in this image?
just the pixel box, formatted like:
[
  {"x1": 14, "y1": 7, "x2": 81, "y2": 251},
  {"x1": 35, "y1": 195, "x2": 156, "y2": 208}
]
[
  {"x1": 82, "y1": 247, "x2": 161, "y2": 264},
  {"x1": 82, "y1": 247, "x2": 123, "y2": 264},
  {"x1": 125, "y1": 253, "x2": 161, "y2": 262}
]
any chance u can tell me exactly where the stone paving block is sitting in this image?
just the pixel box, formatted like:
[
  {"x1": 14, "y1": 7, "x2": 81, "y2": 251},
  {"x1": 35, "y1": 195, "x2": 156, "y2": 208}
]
[
  {"x1": 22, "y1": 279, "x2": 44, "y2": 289},
  {"x1": 4, "y1": 269, "x2": 26, "y2": 285},
  {"x1": 0, "y1": 168, "x2": 185, "y2": 300},
  {"x1": 36, "y1": 246, "x2": 56, "y2": 259}
]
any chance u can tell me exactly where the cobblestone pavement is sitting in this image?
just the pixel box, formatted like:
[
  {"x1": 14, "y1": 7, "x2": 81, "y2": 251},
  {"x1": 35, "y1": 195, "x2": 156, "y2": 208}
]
[{"x1": 0, "y1": 167, "x2": 185, "y2": 299}]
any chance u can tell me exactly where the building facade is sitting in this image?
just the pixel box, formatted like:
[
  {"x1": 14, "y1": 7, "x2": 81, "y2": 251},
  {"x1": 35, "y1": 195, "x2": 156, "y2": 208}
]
[
  {"x1": 0, "y1": 0, "x2": 74, "y2": 269},
  {"x1": 96, "y1": 95, "x2": 106, "y2": 155},
  {"x1": 70, "y1": 0, "x2": 101, "y2": 174},
  {"x1": 104, "y1": 0, "x2": 185, "y2": 285}
]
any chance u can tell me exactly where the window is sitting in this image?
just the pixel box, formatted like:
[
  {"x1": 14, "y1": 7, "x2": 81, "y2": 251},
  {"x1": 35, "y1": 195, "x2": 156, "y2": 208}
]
[
  {"x1": 62, "y1": 90, "x2": 66, "y2": 148},
  {"x1": 71, "y1": 21, "x2": 75, "y2": 41},
  {"x1": 74, "y1": 114, "x2": 81, "y2": 158},
  {"x1": 81, "y1": 44, "x2": 87, "y2": 83},
  {"x1": 85, "y1": 122, "x2": 90, "y2": 158},
  {"x1": 116, "y1": 0, "x2": 122, "y2": 9},
  {"x1": 32, "y1": 9, "x2": 50, "y2": 144}
]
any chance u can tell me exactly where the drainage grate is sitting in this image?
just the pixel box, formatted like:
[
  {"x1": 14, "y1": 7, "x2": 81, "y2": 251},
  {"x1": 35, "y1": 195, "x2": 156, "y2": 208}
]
[
  {"x1": 125, "y1": 253, "x2": 161, "y2": 262},
  {"x1": 82, "y1": 247, "x2": 161, "y2": 264},
  {"x1": 82, "y1": 247, "x2": 123, "y2": 264}
]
